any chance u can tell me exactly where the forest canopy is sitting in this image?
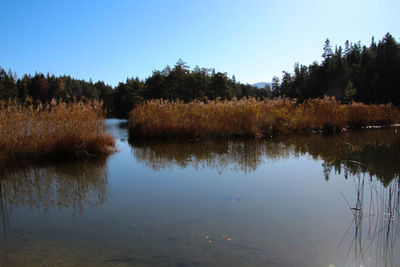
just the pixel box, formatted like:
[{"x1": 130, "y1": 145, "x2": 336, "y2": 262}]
[{"x1": 271, "y1": 33, "x2": 400, "y2": 105}]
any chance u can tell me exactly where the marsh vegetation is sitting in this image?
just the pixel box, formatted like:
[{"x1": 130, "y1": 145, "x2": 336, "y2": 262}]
[
  {"x1": 129, "y1": 97, "x2": 400, "y2": 139},
  {"x1": 0, "y1": 99, "x2": 115, "y2": 166}
]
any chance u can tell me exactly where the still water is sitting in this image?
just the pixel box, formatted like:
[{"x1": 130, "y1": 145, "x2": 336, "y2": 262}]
[{"x1": 1, "y1": 119, "x2": 399, "y2": 266}]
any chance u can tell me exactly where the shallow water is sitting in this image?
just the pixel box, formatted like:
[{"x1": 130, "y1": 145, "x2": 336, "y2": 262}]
[{"x1": 1, "y1": 119, "x2": 399, "y2": 266}]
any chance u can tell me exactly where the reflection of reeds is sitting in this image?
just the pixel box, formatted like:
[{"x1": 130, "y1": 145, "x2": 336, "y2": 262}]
[
  {"x1": 0, "y1": 158, "x2": 110, "y2": 264},
  {"x1": 130, "y1": 139, "x2": 293, "y2": 173},
  {"x1": 0, "y1": 98, "x2": 115, "y2": 165},
  {"x1": 339, "y1": 174, "x2": 400, "y2": 266},
  {"x1": 0, "y1": 182, "x2": 11, "y2": 265},
  {"x1": 129, "y1": 97, "x2": 400, "y2": 139},
  {"x1": 130, "y1": 128, "x2": 400, "y2": 184},
  {"x1": 0, "y1": 157, "x2": 109, "y2": 213}
]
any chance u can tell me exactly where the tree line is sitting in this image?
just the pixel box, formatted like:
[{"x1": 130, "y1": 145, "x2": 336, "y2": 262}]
[
  {"x1": 271, "y1": 32, "x2": 400, "y2": 104},
  {"x1": 0, "y1": 59, "x2": 270, "y2": 117},
  {"x1": 1, "y1": 33, "x2": 399, "y2": 116}
]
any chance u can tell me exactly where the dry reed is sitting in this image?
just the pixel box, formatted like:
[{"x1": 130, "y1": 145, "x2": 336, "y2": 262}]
[
  {"x1": 0, "y1": 98, "x2": 115, "y2": 164},
  {"x1": 129, "y1": 97, "x2": 400, "y2": 139}
]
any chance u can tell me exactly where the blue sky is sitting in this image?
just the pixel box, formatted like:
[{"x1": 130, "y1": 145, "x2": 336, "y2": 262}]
[{"x1": 1, "y1": 0, "x2": 399, "y2": 86}]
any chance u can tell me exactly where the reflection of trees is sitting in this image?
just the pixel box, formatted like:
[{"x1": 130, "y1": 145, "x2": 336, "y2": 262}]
[
  {"x1": 339, "y1": 174, "x2": 400, "y2": 266},
  {"x1": 285, "y1": 129, "x2": 400, "y2": 185},
  {"x1": 130, "y1": 128, "x2": 400, "y2": 184}
]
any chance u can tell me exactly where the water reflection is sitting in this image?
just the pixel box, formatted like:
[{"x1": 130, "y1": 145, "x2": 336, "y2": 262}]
[
  {"x1": 0, "y1": 157, "x2": 110, "y2": 264},
  {"x1": 128, "y1": 128, "x2": 400, "y2": 266},
  {"x1": 105, "y1": 118, "x2": 129, "y2": 142},
  {"x1": 130, "y1": 127, "x2": 400, "y2": 184},
  {"x1": 0, "y1": 158, "x2": 109, "y2": 212},
  {"x1": 130, "y1": 139, "x2": 279, "y2": 173},
  {"x1": 0, "y1": 160, "x2": 108, "y2": 232},
  {"x1": 0, "y1": 120, "x2": 399, "y2": 266},
  {"x1": 339, "y1": 174, "x2": 400, "y2": 266}
]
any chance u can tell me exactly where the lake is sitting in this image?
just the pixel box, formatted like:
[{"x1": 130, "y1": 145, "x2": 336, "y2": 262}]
[{"x1": 0, "y1": 119, "x2": 399, "y2": 266}]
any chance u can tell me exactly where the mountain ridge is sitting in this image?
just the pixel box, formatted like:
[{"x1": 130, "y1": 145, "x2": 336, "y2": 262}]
[{"x1": 252, "y1": 82, "x2": 271, "y2": 89}]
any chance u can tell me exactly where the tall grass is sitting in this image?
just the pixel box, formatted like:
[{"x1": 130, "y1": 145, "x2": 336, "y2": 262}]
[
  {"x1": 0, "y1": 98, "x2": 115, "y2": 164},
  {"x1": 129, "y1": 97, "x2": 400, "y2": 139}
]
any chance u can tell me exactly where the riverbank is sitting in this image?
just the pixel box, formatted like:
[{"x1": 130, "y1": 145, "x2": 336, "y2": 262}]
[
  {"x1": 0, "y1": 99, "x2": 115, "y2": 166},
  {"x1": 129, "y1": 97, "x2": 400, "y2": 139}
]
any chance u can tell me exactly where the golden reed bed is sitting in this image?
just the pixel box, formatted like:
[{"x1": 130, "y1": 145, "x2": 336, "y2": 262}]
[
  {"x1": 129, "y1": 97, "x2": 400, "y2": 139},
  {"x1": 0, "y1": 98, "x2": 115, "y2": 164}
]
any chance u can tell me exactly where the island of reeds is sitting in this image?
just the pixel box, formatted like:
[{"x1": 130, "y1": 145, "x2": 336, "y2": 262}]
[
  {"x1": 128, "y1": 97, "x2": 400, "y2": 139},
  {"x1": 0, "y1": 98, "x2": 115, "y2": 166}
]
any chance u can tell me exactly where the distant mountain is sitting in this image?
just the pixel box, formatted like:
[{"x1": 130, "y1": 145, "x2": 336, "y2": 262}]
[{"x1": 252, "y1": 82, "x2": 271, "y2": 89}]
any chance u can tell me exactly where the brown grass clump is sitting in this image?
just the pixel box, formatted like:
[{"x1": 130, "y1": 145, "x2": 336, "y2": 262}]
[
  {"x1": 129, "y1": 97, "x2": 400, "y2": 139},
  {"x1": 0, "y1": 98, "x2": 115, "y2": 164}
]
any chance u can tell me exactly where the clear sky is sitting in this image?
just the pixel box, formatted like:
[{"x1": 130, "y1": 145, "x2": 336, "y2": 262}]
[{"x1": 1, "y1": 0, "x2": 399, "y2": 86}]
